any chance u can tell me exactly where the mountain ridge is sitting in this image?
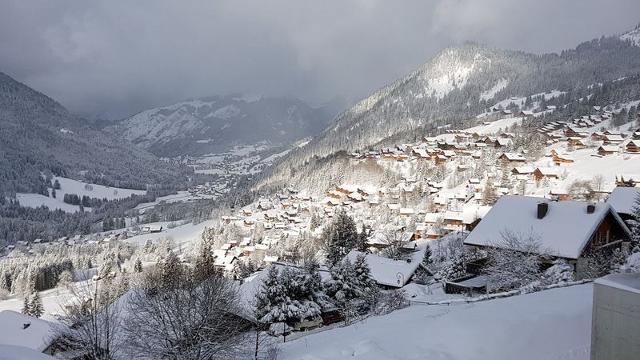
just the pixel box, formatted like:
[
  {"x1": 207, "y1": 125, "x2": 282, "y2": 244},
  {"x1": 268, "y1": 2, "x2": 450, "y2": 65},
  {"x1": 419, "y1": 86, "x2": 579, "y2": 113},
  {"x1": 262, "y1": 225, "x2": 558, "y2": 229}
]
[{"x1": 111, "y1": 94, "x2": 341, "y2": 157}]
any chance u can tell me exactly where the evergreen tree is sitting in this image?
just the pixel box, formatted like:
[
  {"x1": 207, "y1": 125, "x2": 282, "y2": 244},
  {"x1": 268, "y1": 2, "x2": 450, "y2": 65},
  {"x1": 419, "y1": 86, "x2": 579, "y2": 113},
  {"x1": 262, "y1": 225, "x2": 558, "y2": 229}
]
[
  {"x1": 193, "y1": 241, "x2": 216, "y2": 282},
  {"x1": 255, "y1": 266, "x2": 287, "y2": 324},
  {"x1": 352, "y1": 254, "x2": 379, "y2": 300},
  {"x1": 21, "y1": 296, "x2": 30, "y2": 316},
  {"x1": 325, "y1": 258, "x2": 358, "y2": 303},
  {"x1": 234, "y1": 259, "x2": 257, "y2": 279},
  {"x1": 323, "y1": 210, "x2": 358, "y2": 266},
  {"x1": 133, "y1": 258, "x2": 143, "y2": 273},
  {"x1": 160, "y1": 251, "x2": 182, "y2": 289},
  {"x1": 255, "y1": 265, "x2": 322, "y2": 325},
  {"x1": 29, "y1": 292, "x2": 44, "y2": 318}
]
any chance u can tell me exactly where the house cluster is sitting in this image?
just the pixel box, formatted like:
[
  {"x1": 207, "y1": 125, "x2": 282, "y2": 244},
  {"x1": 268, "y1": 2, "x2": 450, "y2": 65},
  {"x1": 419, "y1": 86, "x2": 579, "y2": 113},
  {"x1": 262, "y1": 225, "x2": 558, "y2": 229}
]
[
  {"x1": 537, "y1": 108, "x2": 640, "y2": 156},
  {"x1": 350, "y1": 131, "x2": 521, "y2": 165}
]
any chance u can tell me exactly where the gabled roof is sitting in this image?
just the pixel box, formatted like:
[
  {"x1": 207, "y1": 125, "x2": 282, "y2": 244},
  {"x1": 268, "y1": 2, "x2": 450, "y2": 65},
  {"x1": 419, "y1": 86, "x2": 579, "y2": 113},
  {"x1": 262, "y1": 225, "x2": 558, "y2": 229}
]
[
  {"x1": 598, "y1": 145, "x2": 618, "y2": 152},
  {"x1": 464, "y1": 196, "x2": 631, "y2": 259},
  {"x1": 0, "y1": 310, "x2": 54, "y2": 352},
  {"x1": 499, "y1": 153, "x2": 526, "y2": 161},
  {"x1": 345, "y1": 248, "x2": 425, "y2": 288},
  {"x1": 607, "y1": 187, "x2": 640, "y2": 216},
  {"x1": 512, "y1": 166, "x2": 534, "y2": 174},
  {"x1": 534, "y1": 167, "x2": 560, "y2": 177}
]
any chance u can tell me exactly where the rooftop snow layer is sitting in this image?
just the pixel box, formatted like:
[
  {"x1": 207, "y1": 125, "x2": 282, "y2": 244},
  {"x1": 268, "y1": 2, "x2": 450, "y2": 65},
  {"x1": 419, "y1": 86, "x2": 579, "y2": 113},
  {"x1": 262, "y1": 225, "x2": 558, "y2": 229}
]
[
  {"x1": 0, "y1": 310, "x2": 54, "y2": 352},
  {"x1": 606, "y1": 187, "x2": 640, "y2": 216}
]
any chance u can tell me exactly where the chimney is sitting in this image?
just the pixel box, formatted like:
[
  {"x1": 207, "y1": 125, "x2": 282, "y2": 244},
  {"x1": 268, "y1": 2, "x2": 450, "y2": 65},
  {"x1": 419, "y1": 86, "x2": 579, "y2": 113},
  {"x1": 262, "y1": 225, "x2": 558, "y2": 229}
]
[
  {"x1": 537, "y1": 202, "x2": 548, "y2": 219},
  {"x1": 587, "y1": 204, "x2": 596, "y2": 214}
]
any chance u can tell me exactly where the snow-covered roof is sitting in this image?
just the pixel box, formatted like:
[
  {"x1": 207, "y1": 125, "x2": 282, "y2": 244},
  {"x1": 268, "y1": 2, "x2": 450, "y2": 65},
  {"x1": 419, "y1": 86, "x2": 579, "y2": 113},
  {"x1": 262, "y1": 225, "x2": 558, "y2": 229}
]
[
  {"x1": 464, "y1": 196, "x2": 630, "y2": 259},
  {"x1": 0, "y1": 310, "x2": 54, "y2": 352},
  {"x1": 513, "y1": 166, "x2": 534, "y2": 174},
  {"x1": 606, "y1": 187, "x2": 640, "y2": 216},
  {"x1": 0, "y1": 345, "x2": 55, "y2": 359},
  {"x1": 399, "y1": 208, "x2": 415, "y2": 215},
  {"x1": 598, "y1": 145, "x2": 618, "y2": 152},
  {"x1": 535, "y1": 167, "x2": 560, "y2": 177},
  {"x1": 345, "y1": 249, "x2": 425, "y2": 288},
  {"x1": 499, "y1": 153, "x2": 526, "y2": 161}
]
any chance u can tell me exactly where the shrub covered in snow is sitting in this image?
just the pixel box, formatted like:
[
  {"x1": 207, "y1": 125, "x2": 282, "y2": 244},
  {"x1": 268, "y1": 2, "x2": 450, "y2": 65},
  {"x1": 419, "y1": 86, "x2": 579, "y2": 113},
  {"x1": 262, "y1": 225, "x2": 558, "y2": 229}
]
[
  {"x1": 620, "y1": 252, "x2": 640, "y2": 273},
  {"x1": 373, "y1": 290, "x2": 409, "y2": 315}
]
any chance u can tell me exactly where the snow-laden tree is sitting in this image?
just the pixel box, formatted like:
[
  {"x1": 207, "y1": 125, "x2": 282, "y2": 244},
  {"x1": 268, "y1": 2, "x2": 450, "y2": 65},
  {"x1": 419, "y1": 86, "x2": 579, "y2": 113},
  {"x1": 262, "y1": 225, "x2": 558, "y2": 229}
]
[
  {"x1": 540, "y1": 259, "x2": 575, "y2": 285},
  {"x1": 255, "y1": 265, "x2": 322, "y2": 325},
  {"x1": 193, "y1": 239, "x2": 216, "y2": 283},
  {"x1": 325, "y1": 255, "x2": 378, "y2": 312},
  {"x1": 133, "y1": 258, "x2": 143, "y2": 273},
  {"x1": 21, "y1": 296, "x2": 30, "y2": 316},
  {"x1": 29, "y1": 292, "x2": 43, "y2": 318},
  {"x1": 56, "y1": 270, "x2": 74, "y2": 288},
  {"x1": 159, "y1": 251, "x2": 183, "y2": 289},
  {"x1": 352, "y1": 254, "x2": 379, "y2": 303},
  {"x1": 323, "y1": 210, "x2": 359, "y2": 266}
]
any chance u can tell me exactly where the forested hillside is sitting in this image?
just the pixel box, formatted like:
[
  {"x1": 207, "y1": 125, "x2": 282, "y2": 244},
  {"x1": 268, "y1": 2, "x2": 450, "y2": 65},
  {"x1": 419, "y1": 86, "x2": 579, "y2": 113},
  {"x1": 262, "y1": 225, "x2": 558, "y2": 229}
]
[{"x1": 0, "y1": 72, "x2": 193, "y2": 196}]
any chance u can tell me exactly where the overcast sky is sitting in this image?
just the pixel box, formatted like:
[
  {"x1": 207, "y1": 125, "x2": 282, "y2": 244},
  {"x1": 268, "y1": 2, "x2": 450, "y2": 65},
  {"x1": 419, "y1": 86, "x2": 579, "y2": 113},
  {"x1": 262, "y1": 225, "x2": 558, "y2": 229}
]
[{"x1": 1, "y1": 1, "x2": 639, "y2": 119}]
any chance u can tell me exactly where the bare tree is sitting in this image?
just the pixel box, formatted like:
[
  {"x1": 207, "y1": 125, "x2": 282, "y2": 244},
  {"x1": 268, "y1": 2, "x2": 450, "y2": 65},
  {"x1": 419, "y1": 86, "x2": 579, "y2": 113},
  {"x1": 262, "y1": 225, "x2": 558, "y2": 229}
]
[
  {"x1": 123, "y1": 270, "x2": 251, "y2": 359},
  {"x1": 568, "y1": 180, "x2": 595, "y2": 202},
  {"x1": 53, "y1": 276, "x2": 125, "y2": 359},
  {"x1": 485, "y1": 230, "x2": 544, "y2": 292}
]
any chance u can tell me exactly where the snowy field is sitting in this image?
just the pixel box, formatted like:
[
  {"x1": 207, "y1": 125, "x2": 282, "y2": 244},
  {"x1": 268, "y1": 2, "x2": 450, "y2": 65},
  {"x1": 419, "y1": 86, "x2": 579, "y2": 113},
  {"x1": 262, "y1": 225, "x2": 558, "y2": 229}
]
[
  {"x1": 124, "y1": 219, "x2": 218, "y2": 249},
  {"x1": 279, "y1": 284, "x2": 592, "y2": 360},
  {"x1": 14, "y1": 193, "x2": 83, "y2": 213},
  {"x1": 16, "y1": 176, "x2": 146, "y2": 213}
]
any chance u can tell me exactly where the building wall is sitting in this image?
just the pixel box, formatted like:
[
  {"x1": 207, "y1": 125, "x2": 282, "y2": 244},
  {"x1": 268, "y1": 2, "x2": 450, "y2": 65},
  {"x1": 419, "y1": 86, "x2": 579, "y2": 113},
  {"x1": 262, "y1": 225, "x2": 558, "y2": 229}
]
[{"x1": 590, "y1": 282, "x2": 640, "y2": 360}]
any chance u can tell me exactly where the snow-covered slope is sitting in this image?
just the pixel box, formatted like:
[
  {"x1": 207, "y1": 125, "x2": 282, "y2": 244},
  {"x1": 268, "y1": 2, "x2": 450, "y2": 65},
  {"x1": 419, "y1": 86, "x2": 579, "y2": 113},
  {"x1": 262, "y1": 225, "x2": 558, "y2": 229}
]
[
  {"x1": 279, "y1": 284, "x2": 593, "y2": 360},
  {"x1": 113, "y1": 95, "x2": 339, "y2": 157},
  {"x1": 620, "y1": 24, "x2": 640, "y2": 47}
]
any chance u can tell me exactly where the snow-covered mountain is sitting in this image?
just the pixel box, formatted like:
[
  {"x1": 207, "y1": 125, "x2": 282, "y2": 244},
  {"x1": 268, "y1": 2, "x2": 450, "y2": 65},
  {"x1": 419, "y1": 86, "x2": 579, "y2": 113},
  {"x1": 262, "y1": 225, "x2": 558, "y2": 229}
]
[
  {"x1": 0, "y1": 72, "x2": 191, "y2": 195},
  {"x1": 258, "y1": 30, "x2": 640, "y2": 191},
  {"x1": 112, "y1": 95, "x2": 340, "y2": 157},
  {"x1": 620, "y1": 23, "x2": 640, "y2": 46}
]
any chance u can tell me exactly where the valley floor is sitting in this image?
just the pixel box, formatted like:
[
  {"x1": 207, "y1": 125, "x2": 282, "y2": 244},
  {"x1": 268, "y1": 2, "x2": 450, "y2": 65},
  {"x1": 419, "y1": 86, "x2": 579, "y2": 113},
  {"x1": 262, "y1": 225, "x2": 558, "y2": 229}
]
[{"x1": 278, "y1": 284, "x2": 592, "y2": 360}]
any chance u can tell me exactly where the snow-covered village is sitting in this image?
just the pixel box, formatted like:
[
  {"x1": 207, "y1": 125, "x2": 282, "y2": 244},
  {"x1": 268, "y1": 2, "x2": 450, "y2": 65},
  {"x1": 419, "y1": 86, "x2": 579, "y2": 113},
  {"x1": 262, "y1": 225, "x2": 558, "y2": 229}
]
[{"x1": 1, "y1": 2, "x2": 640, "y2": 360}]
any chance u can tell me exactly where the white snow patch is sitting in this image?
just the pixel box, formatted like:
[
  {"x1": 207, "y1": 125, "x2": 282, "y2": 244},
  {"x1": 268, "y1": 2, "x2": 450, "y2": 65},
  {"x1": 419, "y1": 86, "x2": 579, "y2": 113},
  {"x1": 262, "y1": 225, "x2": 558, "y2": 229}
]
[
  {"x1": 480, "y1": 78, "x2": 509, "y2": 101},
  {"x1": 279, "y1": 284, "x2": 593, "y2": 360}
]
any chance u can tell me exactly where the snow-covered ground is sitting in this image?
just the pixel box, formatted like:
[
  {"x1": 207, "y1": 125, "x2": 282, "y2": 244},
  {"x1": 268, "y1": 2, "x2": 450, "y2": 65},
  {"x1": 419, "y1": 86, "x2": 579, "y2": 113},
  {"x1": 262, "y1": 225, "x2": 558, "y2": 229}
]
[
  {"x1": 15, "y1": 176, "x2": 146, "y2": 213},
  {"x1": 124, "y1": 219, "x2": 218, "y2": 249},
  {"x1": 279, "y1": 284, "x2": 593, "y2": 360},
  {"x1": 14, "y1": 193, "x2": 83, "y2": 213}
]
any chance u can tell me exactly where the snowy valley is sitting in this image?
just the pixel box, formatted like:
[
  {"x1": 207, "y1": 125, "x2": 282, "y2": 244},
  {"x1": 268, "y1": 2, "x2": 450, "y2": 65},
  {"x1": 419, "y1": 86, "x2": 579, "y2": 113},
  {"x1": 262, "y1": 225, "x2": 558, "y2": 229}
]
[{"x1": 1, "y1": 12, "x2": 640, "y2": 360}]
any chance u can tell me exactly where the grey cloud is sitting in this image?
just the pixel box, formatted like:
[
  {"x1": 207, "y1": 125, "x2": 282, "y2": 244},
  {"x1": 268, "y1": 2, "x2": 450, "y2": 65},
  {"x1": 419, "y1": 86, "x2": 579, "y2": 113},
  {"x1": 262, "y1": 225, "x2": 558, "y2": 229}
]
[{"x1": 0, "y1": 0, "x2": 638, "y2": 119}]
